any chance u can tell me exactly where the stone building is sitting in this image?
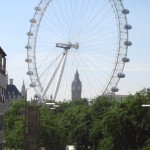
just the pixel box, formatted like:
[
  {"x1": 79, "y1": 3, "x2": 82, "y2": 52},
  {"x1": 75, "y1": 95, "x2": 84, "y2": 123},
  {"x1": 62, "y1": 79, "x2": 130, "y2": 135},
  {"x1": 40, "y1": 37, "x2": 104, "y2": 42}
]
[
  {"x1": 71, "y1": 70, "x2": 82, "y2": 100},
  {"x1": 0, "y1": 47, "x2": 7, "y2": 149},
  {"x1": 5, "y1": 79, "x2": 21, "y2": 108}
]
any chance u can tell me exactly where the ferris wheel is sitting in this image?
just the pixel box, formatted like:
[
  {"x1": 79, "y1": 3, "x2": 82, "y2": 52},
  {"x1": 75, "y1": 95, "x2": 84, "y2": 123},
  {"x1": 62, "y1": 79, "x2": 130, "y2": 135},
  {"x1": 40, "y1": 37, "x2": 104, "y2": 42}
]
[{"x1": 25, "y1": 0, "x2": 132, "y2": 101}]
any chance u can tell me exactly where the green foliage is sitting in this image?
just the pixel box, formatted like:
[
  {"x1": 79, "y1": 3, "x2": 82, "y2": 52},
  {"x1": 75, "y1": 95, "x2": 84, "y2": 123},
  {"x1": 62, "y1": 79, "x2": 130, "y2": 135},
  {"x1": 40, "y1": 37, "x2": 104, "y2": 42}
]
[
  {"x1": 98, "y1": 137, "x2": 113, "y2": 150},
  {"x1": 140, "y1": 139, "x2": 150, "y2": 150},
  {"x1": 4, "y1": 88, "x2": 150, "y2": 150},
  {"x1": 40, "y1": 106, "x2": 65, "y2": 150},
  {"x1": 4, "y1": 99, "x2": 27, "y2": 149}
]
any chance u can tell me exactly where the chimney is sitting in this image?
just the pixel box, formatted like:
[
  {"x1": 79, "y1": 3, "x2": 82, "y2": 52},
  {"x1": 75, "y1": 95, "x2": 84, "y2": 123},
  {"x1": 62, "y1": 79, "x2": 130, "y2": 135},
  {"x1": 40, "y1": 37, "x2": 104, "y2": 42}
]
[{"x1": 10, "y1": 79, "x2": 13, "y2": 85}]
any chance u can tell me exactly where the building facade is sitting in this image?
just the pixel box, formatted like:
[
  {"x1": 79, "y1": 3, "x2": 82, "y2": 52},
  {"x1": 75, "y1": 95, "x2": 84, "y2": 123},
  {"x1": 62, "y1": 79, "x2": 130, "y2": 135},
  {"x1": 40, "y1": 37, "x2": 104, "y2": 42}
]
[
  {"x1": 71, "y1": 70, "x2": 82, "y2": 100},
  {"x1": 5, "y1": 79, "x2": 21, "y2": 109},
  {"x1": 0, "y1": 47, "x2": 7, "y2": 149}
]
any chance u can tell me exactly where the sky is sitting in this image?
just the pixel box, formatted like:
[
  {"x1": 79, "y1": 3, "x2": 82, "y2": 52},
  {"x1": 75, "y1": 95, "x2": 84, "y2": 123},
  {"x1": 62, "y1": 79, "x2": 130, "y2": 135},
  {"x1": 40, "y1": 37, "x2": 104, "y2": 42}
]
[{"x1": 0, "y1": 0, "x2": 150, "y2": 100}]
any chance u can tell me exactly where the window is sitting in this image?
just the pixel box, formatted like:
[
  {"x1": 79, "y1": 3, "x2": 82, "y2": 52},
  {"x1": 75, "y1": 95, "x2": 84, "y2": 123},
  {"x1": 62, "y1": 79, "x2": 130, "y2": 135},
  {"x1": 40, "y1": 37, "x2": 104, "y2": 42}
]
[{"x1": 0, "y1": 115, "x2": 4, "y2": 131}]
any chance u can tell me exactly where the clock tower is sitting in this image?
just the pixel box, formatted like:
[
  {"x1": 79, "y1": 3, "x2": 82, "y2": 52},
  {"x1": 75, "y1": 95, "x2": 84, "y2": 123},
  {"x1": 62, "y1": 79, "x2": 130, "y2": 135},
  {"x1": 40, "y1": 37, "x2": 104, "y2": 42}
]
[{"x1": 71, "y1": 70, "x2": 82, "y2": 100}]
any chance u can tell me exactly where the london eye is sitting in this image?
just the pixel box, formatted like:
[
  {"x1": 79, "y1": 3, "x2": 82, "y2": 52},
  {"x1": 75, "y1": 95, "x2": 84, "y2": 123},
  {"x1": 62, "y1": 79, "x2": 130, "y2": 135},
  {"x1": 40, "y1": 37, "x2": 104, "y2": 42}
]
[{"x1": 25, "y1": 0, "x2": 132, "y2": 101}]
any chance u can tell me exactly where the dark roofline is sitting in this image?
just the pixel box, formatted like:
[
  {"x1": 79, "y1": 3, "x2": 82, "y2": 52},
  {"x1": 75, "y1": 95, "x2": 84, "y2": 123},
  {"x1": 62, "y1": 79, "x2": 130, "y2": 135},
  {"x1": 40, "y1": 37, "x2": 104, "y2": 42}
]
[
  {"x1": 0, "y1": 47, "x2": 7, "y2": 57},
  {"x1": 6, "y1": 84, "x2": 21, "y2": 97}
]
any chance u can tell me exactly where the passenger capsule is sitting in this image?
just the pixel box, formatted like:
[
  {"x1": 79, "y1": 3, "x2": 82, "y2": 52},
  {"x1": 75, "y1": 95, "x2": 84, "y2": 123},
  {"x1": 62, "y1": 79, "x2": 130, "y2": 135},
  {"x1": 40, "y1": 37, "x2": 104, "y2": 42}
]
[
  {"x1": 25, "y1": 58, "x2": 32, "y2": 63},
  {"x1": 35, "y1": 6, "x2": 41, "y2": 11},
  {"x1": 124, "y1": 24, "x2": 132, "y2": 30},
  {"x1": 117, "y1": 73, "x2": 125, "y2": 78},
  {"x1": 27, "y1": 71, "x2": 33, "y2": 75},
  {"x1": 25, "y1": 45, "x2": 32, "y2": 49},
  {"x1": 30, "y1": 19, "x2": 37, "y2": 23},
  {"x1": 124, "y1": 41, "x2": 132, "y2": 46},
  {"x1": 30, "y1": 82, "x2": 36, "y2": 87},
  {"x1": 34, "y1": 94, "x2": 41, "y2": 98},
  {"x1": 122, "y1": 57, "x2": 130, "y2": 63},
  {"x1": 122, "y1": 9, "x2": 129, "y2": 14},
  {"x1": 111, "y1": 87, "x2": 119, "y2": 92},
  {"x1": 27, "y1": 31, "x2": 34, "y2": 36}
]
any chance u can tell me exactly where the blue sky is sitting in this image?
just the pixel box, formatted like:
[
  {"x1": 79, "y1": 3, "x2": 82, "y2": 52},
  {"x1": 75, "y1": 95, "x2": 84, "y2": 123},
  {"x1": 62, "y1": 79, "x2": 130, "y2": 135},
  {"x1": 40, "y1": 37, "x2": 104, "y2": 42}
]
[
  {"x1": 120, "y1": 0, "x2": 150, "y2": 94},
  {"x1": 0, "y1": 0, "x2": 150, "y2": 99}
]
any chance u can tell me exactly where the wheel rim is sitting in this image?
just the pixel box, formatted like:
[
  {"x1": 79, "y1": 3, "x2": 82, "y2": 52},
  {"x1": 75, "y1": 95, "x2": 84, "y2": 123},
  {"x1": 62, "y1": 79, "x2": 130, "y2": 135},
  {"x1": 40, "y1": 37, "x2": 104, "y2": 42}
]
[{"x1": 26, "y1": 0, "x2": 131, "y2": 101}]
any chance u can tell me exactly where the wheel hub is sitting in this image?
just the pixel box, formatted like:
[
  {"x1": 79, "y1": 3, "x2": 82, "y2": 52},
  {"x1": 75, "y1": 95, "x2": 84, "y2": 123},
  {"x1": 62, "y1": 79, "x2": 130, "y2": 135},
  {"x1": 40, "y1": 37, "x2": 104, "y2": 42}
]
[{"x1": 56, "y1": 42, "x2": 79, "y2": 49}]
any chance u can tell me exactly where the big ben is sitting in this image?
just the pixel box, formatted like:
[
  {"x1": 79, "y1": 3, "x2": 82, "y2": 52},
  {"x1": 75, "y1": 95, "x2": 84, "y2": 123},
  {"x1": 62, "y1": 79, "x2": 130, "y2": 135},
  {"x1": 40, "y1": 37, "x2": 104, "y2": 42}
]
[{"x1": 71, "y1": 70, "x2": 82, "y2": 100}]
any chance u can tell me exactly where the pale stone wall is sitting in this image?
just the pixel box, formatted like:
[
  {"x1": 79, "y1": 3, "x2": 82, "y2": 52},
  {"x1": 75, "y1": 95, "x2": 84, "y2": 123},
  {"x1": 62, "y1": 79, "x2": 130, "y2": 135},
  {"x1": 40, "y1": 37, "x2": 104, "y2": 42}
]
[
  {"x1": 0, "y1": 72, "x2": 7, "y2": 149},
  {"x1": 0, "y1": 103, "x2": 4, "y2": 115},
  {"x1": 0, "y1": 73, "x2": 6, "y2": 88}
]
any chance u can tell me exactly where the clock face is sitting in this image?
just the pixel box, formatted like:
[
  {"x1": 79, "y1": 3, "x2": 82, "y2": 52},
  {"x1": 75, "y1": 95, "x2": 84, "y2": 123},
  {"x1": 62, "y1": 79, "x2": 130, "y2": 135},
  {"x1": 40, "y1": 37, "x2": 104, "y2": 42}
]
[
  {"x1": 72, "y1": 85, "x2": 81, "y2": 90},
  {"x1": 72, "y1": 86, "x2": 75, "y2": 90},
  {"x1": 77, "y1": 85, "x2": 81, "y2": 90}
]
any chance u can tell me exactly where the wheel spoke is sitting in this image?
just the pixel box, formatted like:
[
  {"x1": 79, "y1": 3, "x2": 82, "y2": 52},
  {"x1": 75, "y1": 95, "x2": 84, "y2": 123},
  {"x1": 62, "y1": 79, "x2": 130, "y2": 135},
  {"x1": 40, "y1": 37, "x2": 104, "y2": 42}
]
[{"x1": 26, "y1": 0, "x2": 132, "y2": 101}]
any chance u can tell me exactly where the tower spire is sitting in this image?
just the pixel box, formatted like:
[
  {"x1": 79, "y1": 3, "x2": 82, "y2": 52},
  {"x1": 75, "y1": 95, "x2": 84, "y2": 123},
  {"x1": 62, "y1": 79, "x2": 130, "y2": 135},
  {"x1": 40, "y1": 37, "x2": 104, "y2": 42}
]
[
  {"x1": 71, "y1": 70, "x2": 82, "y2": 100},
  {"x1": 21, "y1": 80, "x2": 27, "y2": 99},
  {"x1": 75, "y1": 70, "x2": 79, "y2": 79}
]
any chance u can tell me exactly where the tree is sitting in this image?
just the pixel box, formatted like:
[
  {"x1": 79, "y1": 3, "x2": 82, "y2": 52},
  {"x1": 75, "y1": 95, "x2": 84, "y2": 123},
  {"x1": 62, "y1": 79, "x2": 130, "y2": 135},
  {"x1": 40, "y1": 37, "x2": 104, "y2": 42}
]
[
  {"x1": 4, "y1": 99, "x2": 26, "y2": 149},
  {"x1": 140, "y1": 139, "x2": 150, "y2": 150},
  {"x1": 98, "y1": 88, "x2": 150, "y2": 150},
  {"x1": 40, "y1": 106, "x2": 65, "y2": 150},
  {"x1": 4, "y1": 89, "x2": 150, "y2": 150},
  {"x1": 56, "y1": 99, "x2": 91, "y2": 150},
  {"x1": 89, "y1": 96, "x2": 117, "y2": 150}
]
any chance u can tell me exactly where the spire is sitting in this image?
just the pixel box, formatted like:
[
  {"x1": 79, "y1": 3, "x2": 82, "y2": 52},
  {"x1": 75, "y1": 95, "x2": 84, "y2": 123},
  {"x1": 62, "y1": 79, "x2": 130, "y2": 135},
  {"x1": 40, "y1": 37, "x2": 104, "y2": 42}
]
[
  {"x1": 21, "y1": 80, "x2": 27, "y2": 99},
  {"x1": 75, "y1": 70, "x2": 79, "y2": 79},
  {"x1": 22, "y1": 80, "x2": 25, "y2": 91}
]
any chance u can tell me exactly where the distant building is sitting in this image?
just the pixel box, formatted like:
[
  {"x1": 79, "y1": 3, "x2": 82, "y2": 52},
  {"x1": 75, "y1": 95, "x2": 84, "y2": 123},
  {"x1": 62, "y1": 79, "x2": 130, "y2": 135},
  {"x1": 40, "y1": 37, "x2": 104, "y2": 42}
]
[
  {"x1": 71, "y1": 70, "x2": 82, "y2": 100},
  {"x1": 5, "y1": 79, "x2": 21, "y2": 105},
  {"x1": 0, "y1": 47, "x2": 7, "y2": 149},
  {"x1": 114, "y1": 94, "x2": 129, "y2": 102},
  {"x1": 104, "y1": 93, "x2": 129, "y2": 102}
]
